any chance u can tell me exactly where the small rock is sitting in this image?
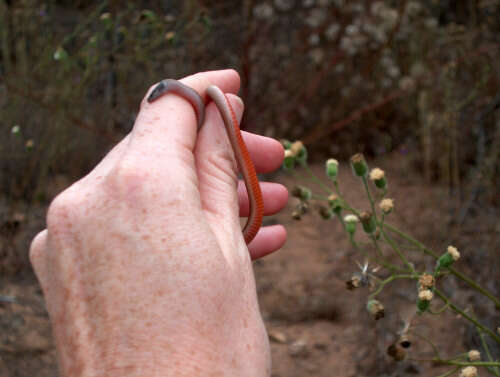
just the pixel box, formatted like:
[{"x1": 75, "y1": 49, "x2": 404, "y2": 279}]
[
  {"x1": 269, "y1": 330, "x2": 288, "y2": 344},
  {"x1": 289, "y1": 339, "x2": 309, "y2": 358}
]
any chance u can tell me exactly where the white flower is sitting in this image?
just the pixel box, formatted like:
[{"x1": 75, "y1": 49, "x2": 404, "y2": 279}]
[
  {"x1": 418, "y1": 290, "x2": 433, "y2": 301},
  {"x1": 447, "y1": 246, "x2": 460, "y2": 261},
  {"x1": 459, "y1": 366, "x2": 477, "y2": 377},
  {"x1": 369, "y1": 168, "x2": 385, "y2": 181},
  {"x1": 344, "y1": 214, "x2": 359, "y2": 223},
  {"x1": 379, "y1": 199, "x2": 394, "y2": 213},
  {"x1": 468, "y1": 350, "x2": 481, "y2": 361}
]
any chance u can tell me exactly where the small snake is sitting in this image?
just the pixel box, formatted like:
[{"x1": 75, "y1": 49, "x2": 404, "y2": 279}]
[{"x1": 147, "y1": 79, "x2": 264, "y2": 244}]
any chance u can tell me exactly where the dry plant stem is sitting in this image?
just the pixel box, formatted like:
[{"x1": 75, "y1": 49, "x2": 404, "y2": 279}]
[
  {"x1": 369, "y1": 274, "x2": 414, "y2": 300},
  {"x1": 384, "y1": 223, "x2": 500, "y2": 309},
  {"x1": 433, "y1": 289, "x2": 500, "y2": 345}
]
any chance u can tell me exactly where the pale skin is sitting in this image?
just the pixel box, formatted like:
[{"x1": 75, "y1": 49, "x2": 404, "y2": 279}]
[{"x1": 29, "y1": 70, "x2": 288, "y2": 377}]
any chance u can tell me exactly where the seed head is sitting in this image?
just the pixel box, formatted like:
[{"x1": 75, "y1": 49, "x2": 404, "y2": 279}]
[
  {"x1": 418, "y1": 273, "x2": 434, "y2": 289},
  {"x1": 291, "y1": 141, "x2": 307, "y2": 165},
  {"x1": 350, "y1": 153, "x2": 368, "y2": 177},
  {"x1": 359, "y1": 211, "x2": 377, "y2": 234},
  {"x1": 459, "y1": 366, "x2": 478, "y2": 377},
  {"x1": 346, "y1": 273, "x2": 362, "y2": 290},
  {"x1": 387, "y1": 343, "x2": 406, "y2": 361},
  {"x1": 328, "y1": 194, "x2": 342, "y2": 214},
  {"x1": 467, "y1": 350, "x2": 481, "y2": 362},
  {"x1": 379, "y1": 198, "x2": 394, "y2": 214},
  {"x1": 366, "y1": 299, "x2": 385, "y2": 320}
]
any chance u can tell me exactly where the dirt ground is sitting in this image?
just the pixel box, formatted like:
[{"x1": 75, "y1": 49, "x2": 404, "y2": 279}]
[{"x1": 1, "y1": 152, "x2": 499, "y2": 377}]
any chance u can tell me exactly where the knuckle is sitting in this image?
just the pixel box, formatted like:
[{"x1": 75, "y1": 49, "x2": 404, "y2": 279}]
[
  {"x1": 105, "y1": 159, "x2": 151, "y2": 201},
  {"x1": 46, "y1": 188, "x2": 82, "y2": 232},
  {"x1": 29, "y1": 230, "x2": 46, "y2": 263}
]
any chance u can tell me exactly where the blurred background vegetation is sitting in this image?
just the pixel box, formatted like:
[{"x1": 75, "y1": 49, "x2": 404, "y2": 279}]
[
  {"x1": 0, "y1": 0, "x2": 497, "y2": 271},
  {"x1": 0, "y1": 0, "x2": 499, "y2": 374}
]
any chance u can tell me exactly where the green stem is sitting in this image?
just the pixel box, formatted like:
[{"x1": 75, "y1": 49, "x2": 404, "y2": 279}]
[
  {"x1": 361, "y1": 175, "x2": 377, "y2": 220},
  {"x1": 381, "y1": 229, "x2": 417, "y2": 274},
  {"x1": 304, "y1": 165, "x2": 332, "y2": 195},
  {"x1": 434, "y1": 289, "x2": 500, "y2": 344},
  {"x1": 478, "y1": 326, "x2": 500, "y2": 376},
  {"x1": 434, "y1": 360, "x2": 500, "y2": 367},
  {"x1": 369, "y1": 274, "x2": 415, "y2": 299},
  {"x1": 384, "y1": 223, "x2": 500, "y2": 309},
  {"x1": 433, "y1": 367, "x2": 460, "y2": 377}
]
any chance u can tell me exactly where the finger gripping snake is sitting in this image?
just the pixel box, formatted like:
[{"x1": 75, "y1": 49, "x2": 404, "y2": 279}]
[{"x1": 147, "y1": 79, "x2": 264, "y2": 244}]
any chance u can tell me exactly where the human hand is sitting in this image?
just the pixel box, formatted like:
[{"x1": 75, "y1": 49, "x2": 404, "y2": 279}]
[{"x1": 29, "y1": 70, "x2": 287, "y2": 377}]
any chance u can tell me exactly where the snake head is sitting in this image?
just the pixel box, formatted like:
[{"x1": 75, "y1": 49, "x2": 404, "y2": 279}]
[{"x1": 147, "y1": 79, "x2": 175, "y2": 103}]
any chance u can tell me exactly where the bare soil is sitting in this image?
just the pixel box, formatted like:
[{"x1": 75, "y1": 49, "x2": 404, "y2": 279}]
[{"x1": 1, "y1": 152, "x2": 499, "y2": 377}]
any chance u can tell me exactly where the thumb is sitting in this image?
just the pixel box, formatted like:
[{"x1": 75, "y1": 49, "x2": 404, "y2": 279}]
[{"x1": 194, "y1": 94, "x2": 247, "y2": 251}]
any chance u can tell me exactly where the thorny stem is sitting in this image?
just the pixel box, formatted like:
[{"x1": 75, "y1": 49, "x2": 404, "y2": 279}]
[
  {"x1": 369, "y1": 274, "x2": 414, "y2": 300},
  {"x1": 434, "y1": 289, "x2": 500, "y2": 345},
  {"x1": 384, "y1": 223, "x2": 500, "y2": 309}
]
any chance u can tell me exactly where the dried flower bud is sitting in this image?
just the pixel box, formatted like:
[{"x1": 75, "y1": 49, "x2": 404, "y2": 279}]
[
  {"x1": 369, "y1": 168, "x2": 387, "y2": 189},
  {"x1": 366, "y1": 299, "x2": 385, "y2": 320},
  {"x1": 359, "y1": 211, "x2": 377, "y2": 234},
  {"x1": 346, "y1": 273, "x2": 362, "y2": 290},
  {"x1": 459, "y1": 366, "x2": 478, "y2": 377},
  {"x1": 283, "y1": 149, "x2": 295, "y2": 171},
  {"x1": 291, "y1": 141, "x2": 307, "y2": 166},
  {"x1": 418, "y1": 273, "x2": 434, "y2": 290},
  {"x1": 328, "y1": 194, "x2": 343, "y2": 214},
  {"x1": 387, "y1": 343, "x2": 406, "y2": 361},
  {"x1": 467, "y1": 350, "x2": 481, "y2": 362},
  {"x1": 436, "y1": 245, "x2": 460, "y2": 270},
  {"x1": 319, "y1": 205, "x2": 333, "y2": 220},
  {"x1": 25, "y1": 139, "x2": 34, "y2": 150},
  {"x1": 291, "y1": 186, "x2": 312, "y2": 201},
  {"x1": 399, "y1": 335, "x2": 411, "y2": 348},
  {"x1": 326, "y1": 158, "x2": 339, "y2": 179},
  {"x1": 292, "y1": 201, "x2": 308, "y2": 220},
  {"x1": 379, "y1": 198, "x2": 394, "y2": 214},
  {"x1": 350, "y1": 153, "x2": 368, "y2": 177},
  {"x1": 344, "y1": 214, "x2": 359, "y2": 234}
]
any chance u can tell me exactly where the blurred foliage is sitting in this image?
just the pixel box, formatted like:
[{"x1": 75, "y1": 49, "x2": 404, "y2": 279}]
[{"x1": 0, "y1": 0, "x2": 499, "y2": 206}]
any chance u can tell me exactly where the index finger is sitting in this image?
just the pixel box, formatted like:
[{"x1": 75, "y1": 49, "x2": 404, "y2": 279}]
[{"x1": 136, "y1": 69, "x2": 240, "y2": 138}]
